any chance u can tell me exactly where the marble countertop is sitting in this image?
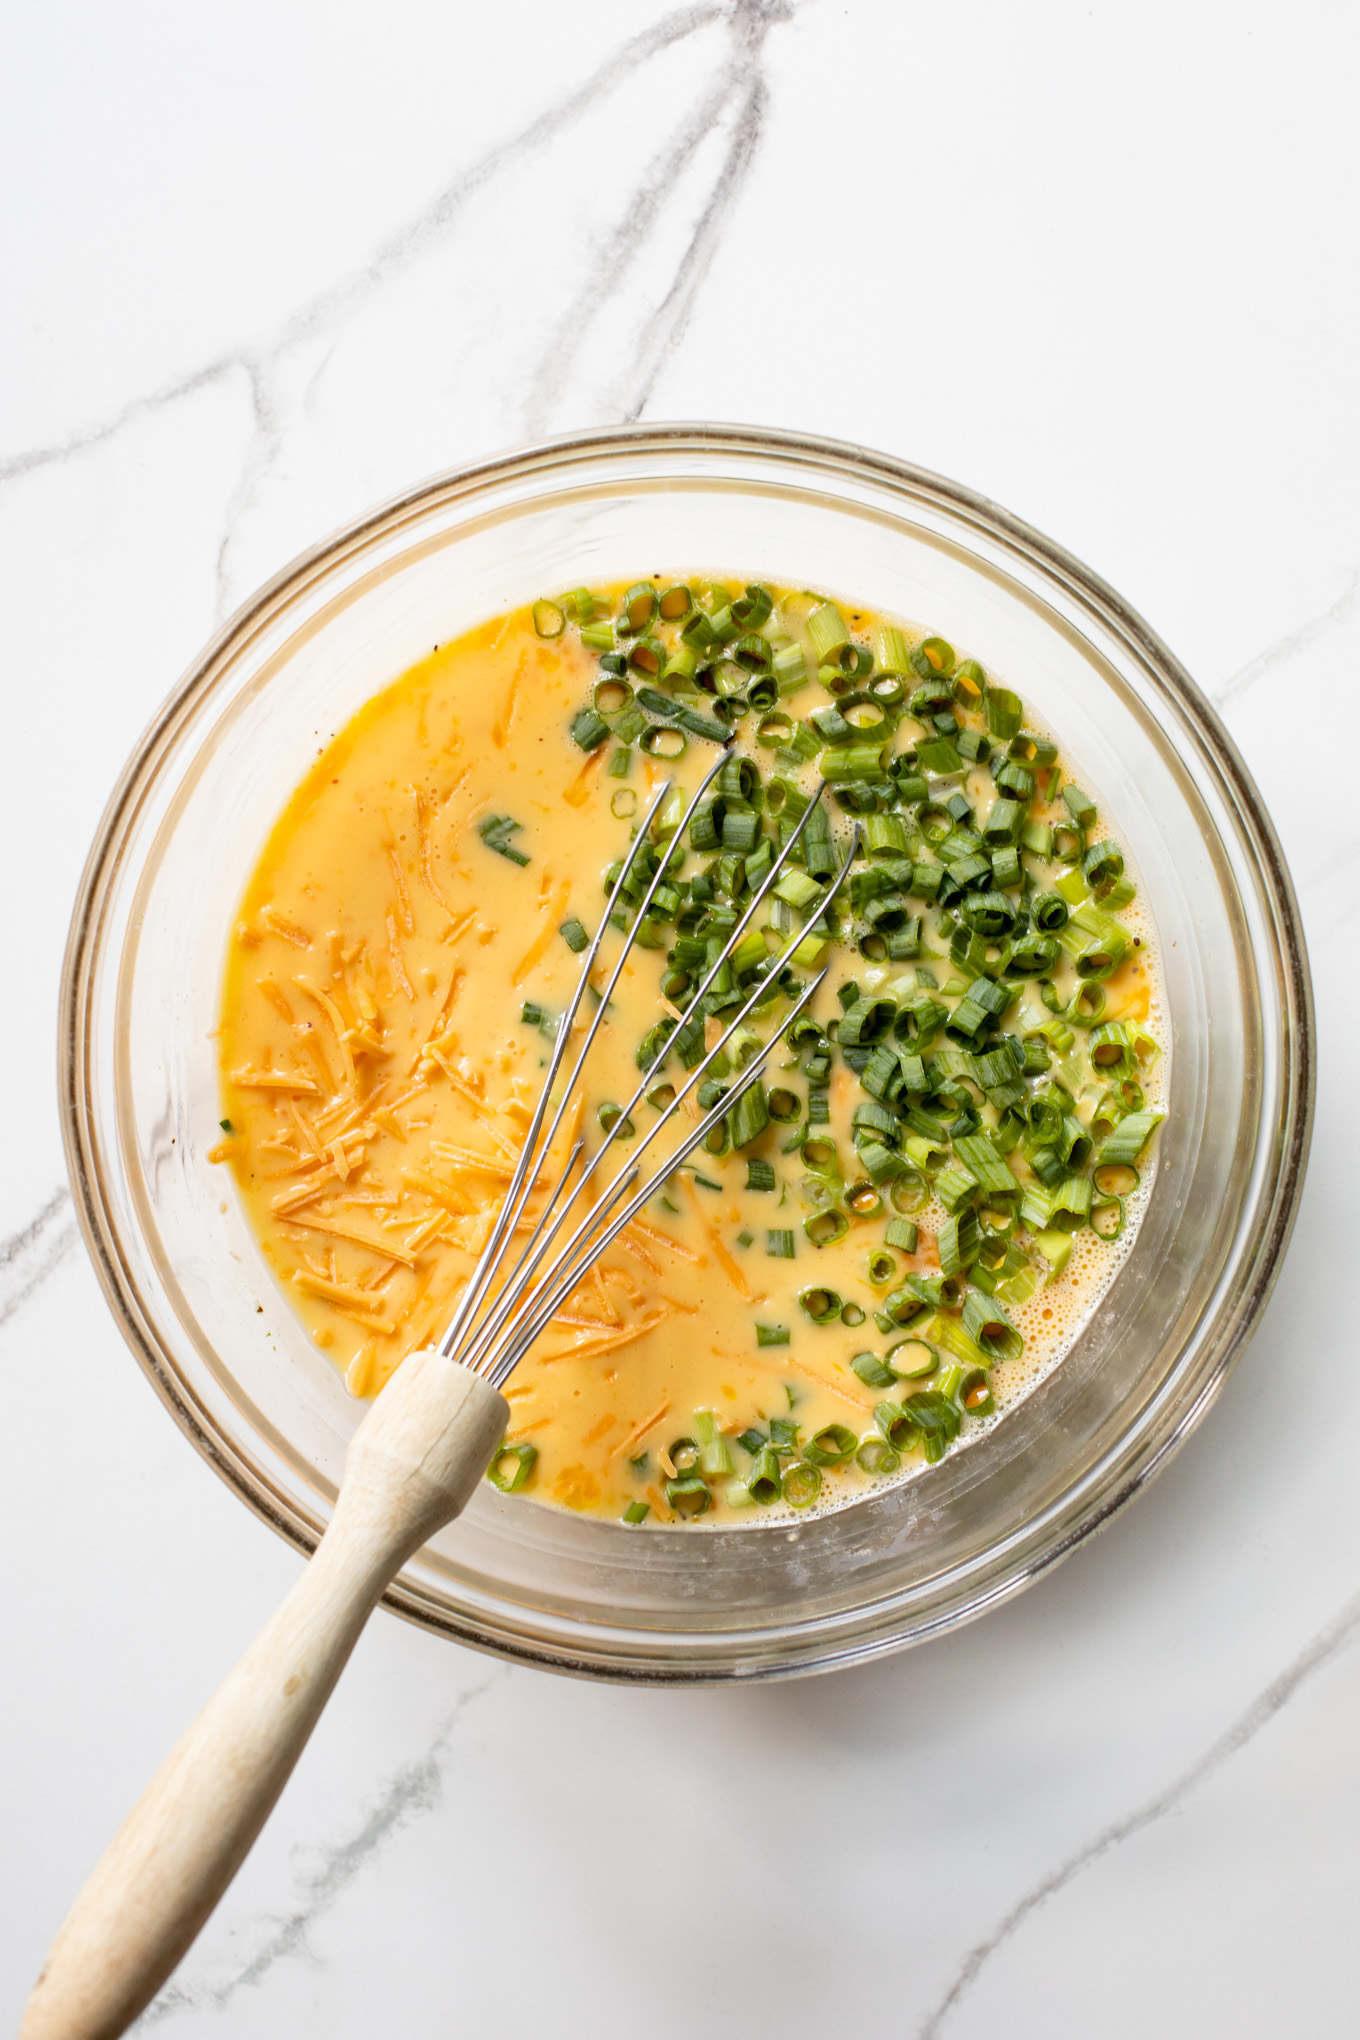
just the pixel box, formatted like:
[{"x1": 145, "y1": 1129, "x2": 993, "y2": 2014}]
[{"x1": 5, "y1": 3, "x2": 1358, "y2": 2033}]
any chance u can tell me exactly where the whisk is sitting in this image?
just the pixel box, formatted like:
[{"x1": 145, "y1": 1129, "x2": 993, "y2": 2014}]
[{"x1": 21, "y1": 758, "x2": 858, "y2": 2040}]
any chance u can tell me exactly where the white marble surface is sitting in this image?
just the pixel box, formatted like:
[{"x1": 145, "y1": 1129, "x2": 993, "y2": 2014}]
[{"x1": 4, "y1": 3, "x2": 1359, "y2": 2032}]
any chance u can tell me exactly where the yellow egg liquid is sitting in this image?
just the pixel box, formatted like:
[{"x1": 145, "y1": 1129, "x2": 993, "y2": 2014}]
[{"x1": 216, "y1": 585, "x2": 1163, "y2": 1526}]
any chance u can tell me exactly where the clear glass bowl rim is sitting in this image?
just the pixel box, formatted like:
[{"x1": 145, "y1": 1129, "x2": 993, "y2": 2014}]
[{"x1": 59, "y1": 421, "x2": 1315, "y2": 1682}]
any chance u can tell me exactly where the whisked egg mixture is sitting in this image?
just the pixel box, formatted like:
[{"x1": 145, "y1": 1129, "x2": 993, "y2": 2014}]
[{"x1": 215, "y1": 578, "x2": 1164, "y2": 1526}]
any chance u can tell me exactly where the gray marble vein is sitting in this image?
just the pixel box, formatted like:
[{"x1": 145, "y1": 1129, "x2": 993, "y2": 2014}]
[
  {"x1": 1214, "y1": 560, "x2": 1360, "y2": 706},
  {"x1": 916, "y1": 1583, "x2": 1360, "y2": 2036},
  {"x1": 616, "y1": 24, "x2": 781, "y2": 422},
  {"x1": 136, "y1": 1673, "x2": 504, "y2": 2028},
  {"x1": 0, "y1": 1, "x2": 730, "y2": 496},
  {"x1": 520, "y1": 73, "x2": 742, "y2": 439},
  {"x1": 524, "y1": 0, "x2": 792, "y2": 436},
  {"x1": 212, "y1": 362, "x2": 286, "y2": 623},
  {"x1": 5, "y1": 0, "x2": 801, "y2": 648},
  {"x1": 0, "y1": 1188, "x2": 77, "y2": 1331}
]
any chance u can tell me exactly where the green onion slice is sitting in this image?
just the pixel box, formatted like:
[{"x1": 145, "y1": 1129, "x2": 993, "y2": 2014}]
[
  {"x1": 487, "y1": 1442, "x2": 538, "y2": 1493},
  {"x1": 640, "y1": 723, "x2": 687, "y2": 759},
  {"x1": 804, "y1": 1423, "x2": 857, "y2": 1466},
  {"x1": 622, "y1": 581, "x2": 658, "y2": 632},
  {"x1": 885, "y1": 1337, "x2": 937, "y2": 1379},
  {"x1": 957, "y1": 1367, "x2": 994, "y2": 1416},
  {"x1": 748, "y1": 1448, "x2": 782, "y2": 1503},
  {"x1": 1091, "y1": 1198, "x2": 1125, "y2": 1241},
  {"x1": 890, "y1": 1172, "x2": 928, "y2": 1214},
  {"x1": 804, "y1": 1209, "x2": 849, "y2": 1248},
  {"x1": 781, "y1": 1461, "x2": 823, "y2": 1509},
  {"x1": 873, "y1": 1400, "x2": 918, "y2": 1451},
  {"x1": 665, "y1": 1476, "x2": 711, "y2": 1517},
  {"x1": 856, "y1": 1435, "x2": 901, "y2": 1476},
  {"x1": 757, "y1": 710, "x2": 795, "y2": 749}
]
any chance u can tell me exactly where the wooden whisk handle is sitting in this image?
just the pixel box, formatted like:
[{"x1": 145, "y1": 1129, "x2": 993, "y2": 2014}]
[{"x1": 19, "y1": 1353, "x2": 507, "y2": 2040}]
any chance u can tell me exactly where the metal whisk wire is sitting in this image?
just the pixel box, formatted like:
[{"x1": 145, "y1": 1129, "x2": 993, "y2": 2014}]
[
  {"x1": 437, "y1": 773, "x2": 860, "y2": 1392},
  {"x1": 453, "y1": 780, "x2": 846, "y2": 1374},
  {"x1": 457, "y1": 843, "x2": 858, "y2": 1385},
  {"x1": 436, "y1": 756, "x2": 726, "y2": 1361}
]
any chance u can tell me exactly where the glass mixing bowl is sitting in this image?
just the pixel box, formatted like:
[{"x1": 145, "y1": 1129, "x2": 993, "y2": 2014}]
[{"x1": 60, "y1": 425, "x2": 1313, "y2": 1682}]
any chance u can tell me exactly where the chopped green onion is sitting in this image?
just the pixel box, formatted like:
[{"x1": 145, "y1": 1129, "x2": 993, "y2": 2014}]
[
  {"x1": 916, "y1": 635, "x2": 955, "y2": 676},
  {"x1": 960, "y1": 1291, "x2": 1023, "y2": 1364},
  {"x1": 559, "y1": 916, "x2": 589, "y2": 954},
  {"x1": 781, "y1": 1461, "x2": 823, "y2": 1508},
  {"x1": 640, "y1": 723, "x2": 688, "y2": 759},
  {"x1": 803, "y1": 1423, "x2": 856, "y2": 1466},
  {"x1": 569, "y1": 707, "x2": 609, "y2": 751},
  {"x1": 621, "y1": 581, "x2": 658, "y2": 633},
  {"x1": 856, "y1": 1435, "x2": 901, "y2": 1475},
  {"x1": 665, "y1": 1476, "x2": 712, "y2": 1517},
  {"x1": 748, "y1": 1449, "x2": 782, "y2": 1503},
  {"x1": 873, "y1": 623, "x2": 911, "y2": 673},
  {"x1": 890, "y1": 1172, "x2": 928, "y2": 1214},
  {"x1": 1062, "y1": 784, "x2": 1097, "y2": 828},
  {"x1": 852, "y1": 1350, "x2": 898, "y2": 1389},
  {"x1": 487, "y1": 1441, "x2": 537, "y2": 1493},
  {"x1": 477, "y1": 813, "x2": 530, "y2": 865},
  {"x1": 902, "y1": 1389, "x2": 962, "y2": 1462},
  {"x1": 532, "y1": 599, "x2": 566, "y2": 639},
  {"x1": 1097, "y1": 1110, "x2": 1163, "y2": 1166},
  {"x1": 807, "y1": 600, "x2": 851, "y2": 664},
  {"x1": 595, "y1": 677, "x2": 633, "y2": 716},
  {"x1": 799, "y1": 1285, "x2": 842, "y2": 1324},
  {"x1": 756, "y1": 1322, "x2": 791, "y2": 1346},
  {"x1": 953, "y1": 659, "x2": 986, "y2": 707},
  {"x1": 692, "y1": 1410, "x2": 733, "y2": 1476},
  {"x1": 773, "y1": 641, "x2": 809, "y2": 695},
  {"x1": 956, "y1": 1366, "x2": 994, "y2": 1416},
  {"x1": 732, "y1": 584, "x2": 774, "y2": 630},
  {"x1": 1033, "y1": 1229, "x2": 1073, "y2": 1278},
  {"x1": 622, "y1": 1500, "x2": 650, "y2": 1525},
  {"x1": 628, "y1": 637, "x2": 666, "y2": 681},
  {"x1": 746, "y1": 1159, "x2": 776, "y2": 1192},
  {"x1": 1092, "y1": 1197, "x2": 1125, "y2": 1240},
  {"x1": 985, "y1": 687, "x2": 1022, "y2": 740},
  {"x1": 886, "y1": 1336, "x2": 936, "y2": 1379},
  {"x1": 766, "y1": 1229, "x2": 796, "y2": 1259},
  {"x1": 873, "y1": 1400, "x2": 918, "y2": 1451}
]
